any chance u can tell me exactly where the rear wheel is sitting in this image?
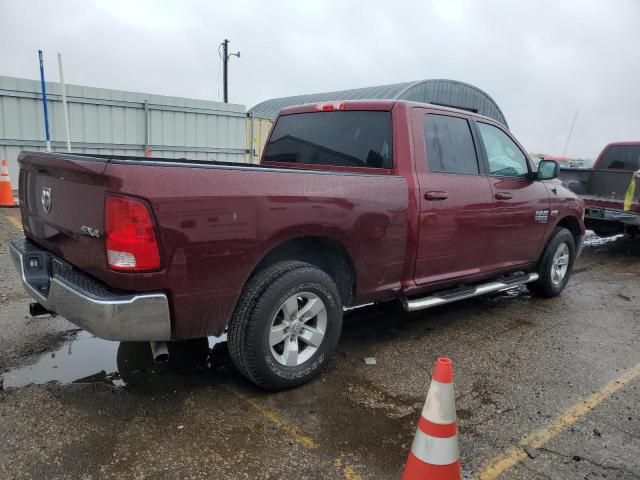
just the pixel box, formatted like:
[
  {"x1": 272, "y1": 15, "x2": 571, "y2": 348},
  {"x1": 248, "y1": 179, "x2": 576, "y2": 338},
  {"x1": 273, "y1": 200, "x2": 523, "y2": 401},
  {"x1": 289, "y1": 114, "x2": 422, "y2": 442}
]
[
  {"x1": 527, "y1": 227, "x2": 576, "y2": 298},
  {"x1": 227, "y1": 261, "x2": 343, "y2": 390}
]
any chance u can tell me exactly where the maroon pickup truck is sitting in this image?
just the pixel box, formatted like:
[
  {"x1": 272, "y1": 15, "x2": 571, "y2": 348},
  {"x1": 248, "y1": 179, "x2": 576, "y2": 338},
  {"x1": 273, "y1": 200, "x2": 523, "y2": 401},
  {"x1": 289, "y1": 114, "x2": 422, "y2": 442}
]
[
  {"x1": 10, "y1": 100, "x2": 584, "y2": 390},
  {"x1": 558, "y1": 142, "x2": 640, "y2": 237}
]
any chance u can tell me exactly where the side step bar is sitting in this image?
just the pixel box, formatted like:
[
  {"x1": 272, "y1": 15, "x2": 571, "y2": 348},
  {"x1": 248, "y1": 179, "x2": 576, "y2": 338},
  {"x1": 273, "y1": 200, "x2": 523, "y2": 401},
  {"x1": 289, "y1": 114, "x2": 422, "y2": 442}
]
[{"x1": 403, "y1": 273, "x2": 539, "y2": 312}]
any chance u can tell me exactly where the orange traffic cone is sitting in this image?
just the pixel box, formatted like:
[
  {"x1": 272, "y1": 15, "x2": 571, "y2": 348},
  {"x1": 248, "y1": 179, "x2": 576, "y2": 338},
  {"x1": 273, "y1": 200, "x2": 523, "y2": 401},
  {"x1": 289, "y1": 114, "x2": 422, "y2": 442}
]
[
  {"x1": 402, "y1": 357, "x2": 461, "y2": 480},
  {"x1": 0, "y1": 159, "x2": 16, "y2": 207}
]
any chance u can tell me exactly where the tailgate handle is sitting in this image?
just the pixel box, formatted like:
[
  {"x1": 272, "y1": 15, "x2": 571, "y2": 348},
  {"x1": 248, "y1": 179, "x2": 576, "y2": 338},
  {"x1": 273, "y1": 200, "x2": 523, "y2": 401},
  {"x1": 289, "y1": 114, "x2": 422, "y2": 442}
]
[
  {"x1": 494, "y1": 192, "x2": 513, "y2": 200},
  {"x1": 424, "y1": 191, "x2": 448, "y2": 201}
]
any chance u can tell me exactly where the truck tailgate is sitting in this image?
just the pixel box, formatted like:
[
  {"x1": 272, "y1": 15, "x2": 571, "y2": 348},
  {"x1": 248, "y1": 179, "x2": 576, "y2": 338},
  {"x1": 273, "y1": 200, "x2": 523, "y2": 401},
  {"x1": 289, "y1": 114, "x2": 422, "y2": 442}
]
[{"x1": 18, "y1": 152, "x2": 110, "y2": 278}]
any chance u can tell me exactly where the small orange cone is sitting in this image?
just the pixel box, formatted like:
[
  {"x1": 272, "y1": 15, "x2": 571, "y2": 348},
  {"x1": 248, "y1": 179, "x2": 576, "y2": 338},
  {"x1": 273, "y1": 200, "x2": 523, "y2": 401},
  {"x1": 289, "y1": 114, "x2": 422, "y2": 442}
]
[
  {"x1": 0, "y1": 159, "x2": 16, "y2": 207},
  {"x1": 402, "y1": 357, "x2": 461, "y2": 480}
]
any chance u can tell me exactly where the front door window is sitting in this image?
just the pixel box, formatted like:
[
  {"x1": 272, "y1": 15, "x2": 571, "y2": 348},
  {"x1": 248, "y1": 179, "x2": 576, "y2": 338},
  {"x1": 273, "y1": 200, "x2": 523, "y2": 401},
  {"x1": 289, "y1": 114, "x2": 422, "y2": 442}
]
[{"x1": 477, "y1": 122, "x2": 529, "y2": 177}]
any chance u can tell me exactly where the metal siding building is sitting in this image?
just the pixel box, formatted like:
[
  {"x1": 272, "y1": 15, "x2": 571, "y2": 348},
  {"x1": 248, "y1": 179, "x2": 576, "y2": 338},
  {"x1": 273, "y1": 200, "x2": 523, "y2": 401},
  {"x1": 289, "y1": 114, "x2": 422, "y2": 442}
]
[
  {"x1": 0, "y1": 76, "x2": 247, "y2": 183},
  {"x1": 249, "y1": 79, "x2": 508, "y2": 126},
  {"x1": 245, "y1": 115, "x2": 274, "y2": 164}
]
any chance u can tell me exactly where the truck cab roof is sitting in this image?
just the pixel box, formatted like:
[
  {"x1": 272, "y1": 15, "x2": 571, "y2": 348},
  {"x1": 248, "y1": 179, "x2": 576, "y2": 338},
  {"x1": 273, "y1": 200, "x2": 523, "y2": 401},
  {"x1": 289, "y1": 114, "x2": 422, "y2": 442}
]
[{"x1": 279, "y1": 99, "x2": 506, "y2": 128}]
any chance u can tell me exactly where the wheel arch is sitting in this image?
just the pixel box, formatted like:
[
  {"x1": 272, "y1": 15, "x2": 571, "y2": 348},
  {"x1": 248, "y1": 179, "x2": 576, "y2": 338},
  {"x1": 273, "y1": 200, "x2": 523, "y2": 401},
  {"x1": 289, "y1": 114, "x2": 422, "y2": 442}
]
[
  {"x1": 554, "y1": 215, "x2": 582, "y2": 245},
  {"x1": 249, "y1": 235, "x2": 357, "y2": 307}
]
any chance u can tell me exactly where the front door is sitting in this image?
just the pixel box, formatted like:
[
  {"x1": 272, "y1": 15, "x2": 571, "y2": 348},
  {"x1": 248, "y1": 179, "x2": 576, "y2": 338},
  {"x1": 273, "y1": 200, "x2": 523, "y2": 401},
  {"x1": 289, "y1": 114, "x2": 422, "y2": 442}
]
[
  {"x1": 474, "y1": 121, "x2": 550, "y2": 268},
  {"x1": 413, "y1": 110, "x2": 495, "y2": 285}
]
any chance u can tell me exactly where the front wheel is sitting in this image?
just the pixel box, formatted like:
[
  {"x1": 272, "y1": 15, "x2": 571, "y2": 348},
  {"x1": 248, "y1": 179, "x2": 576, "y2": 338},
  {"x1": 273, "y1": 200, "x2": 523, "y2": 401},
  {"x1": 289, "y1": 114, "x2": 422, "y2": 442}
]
[
  {"x1": 227, "y1": 261, "x2": 343, "y2": 390},
  {"x1": 527, "y1": 227, "x2": 576, "y2": 298}
]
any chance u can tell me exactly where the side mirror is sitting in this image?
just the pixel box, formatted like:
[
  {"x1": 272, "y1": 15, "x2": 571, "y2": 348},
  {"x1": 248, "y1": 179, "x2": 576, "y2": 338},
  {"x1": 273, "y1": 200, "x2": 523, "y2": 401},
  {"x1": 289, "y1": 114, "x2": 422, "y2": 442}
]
[{"x1": 537, "y1": 160, "x2": 560, "y2": 180}]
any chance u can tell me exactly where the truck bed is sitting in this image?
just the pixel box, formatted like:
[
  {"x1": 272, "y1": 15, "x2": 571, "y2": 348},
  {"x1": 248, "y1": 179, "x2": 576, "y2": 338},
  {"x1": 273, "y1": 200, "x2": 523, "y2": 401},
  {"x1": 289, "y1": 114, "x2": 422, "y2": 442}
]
[
  {"x1": 558, "y1": 167, "x2": 639, "y2": 204},
  {"x1": 558, "y1": 167, "x2": 640, "y2": 233}
]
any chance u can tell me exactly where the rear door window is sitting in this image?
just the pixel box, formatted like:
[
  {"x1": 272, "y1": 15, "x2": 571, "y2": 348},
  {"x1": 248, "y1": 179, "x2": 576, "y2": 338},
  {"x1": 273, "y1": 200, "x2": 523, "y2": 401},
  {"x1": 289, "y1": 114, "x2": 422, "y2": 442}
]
[
  {"x1": 263, "y1": 111, "x2": 392, "y2": 169},
  {"x1": 477, "y1": 122, "x2": 529, "y2": 177},
  {"x1": 597, "y1": 145, "x2": 640, "y2": 170},
  {"x1": 424, "y1": 114, "x2": 479, "y2": 174}
]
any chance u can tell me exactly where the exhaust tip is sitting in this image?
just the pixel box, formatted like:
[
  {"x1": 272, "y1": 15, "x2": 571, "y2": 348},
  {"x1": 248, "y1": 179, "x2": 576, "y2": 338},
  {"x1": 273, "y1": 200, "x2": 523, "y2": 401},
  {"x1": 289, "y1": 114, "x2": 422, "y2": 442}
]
[
  {"x1": 154, "y1": 353, "x2": 169, "y2": 362},
  {"x1": 149, "y1": 341, "x2": 169, "y2": 362}
]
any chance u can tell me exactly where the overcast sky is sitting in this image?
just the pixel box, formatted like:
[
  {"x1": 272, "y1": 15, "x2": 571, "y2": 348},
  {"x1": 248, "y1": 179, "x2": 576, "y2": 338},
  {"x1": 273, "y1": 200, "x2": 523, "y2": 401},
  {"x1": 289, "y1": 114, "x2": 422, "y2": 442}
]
[{"x1": 1, "y1": 0, "x2": 638, "y2": 158}]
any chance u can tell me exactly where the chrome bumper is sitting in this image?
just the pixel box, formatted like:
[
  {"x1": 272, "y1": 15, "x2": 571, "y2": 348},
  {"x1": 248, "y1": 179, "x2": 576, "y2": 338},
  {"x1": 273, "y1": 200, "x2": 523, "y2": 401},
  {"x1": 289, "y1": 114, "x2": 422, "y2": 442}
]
[
  {"x1": 10, "y1": 239, "x2": 171, "y2": 341},
  {"x1": 585, "y1": 207, "x2": 640, "y2": 226}
]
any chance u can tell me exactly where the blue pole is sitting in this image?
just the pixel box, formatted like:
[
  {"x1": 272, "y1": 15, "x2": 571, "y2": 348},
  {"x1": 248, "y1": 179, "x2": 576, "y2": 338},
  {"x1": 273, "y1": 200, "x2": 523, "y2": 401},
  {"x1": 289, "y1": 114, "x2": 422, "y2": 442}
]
[{"x1": 38, "y1": 50, "x2": 51, "y2": 152}]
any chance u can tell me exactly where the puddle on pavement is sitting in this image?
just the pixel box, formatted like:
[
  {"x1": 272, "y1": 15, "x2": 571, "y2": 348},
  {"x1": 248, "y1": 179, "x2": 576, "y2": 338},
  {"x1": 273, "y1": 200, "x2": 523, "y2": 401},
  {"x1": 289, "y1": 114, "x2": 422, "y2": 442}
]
[
  {"x1": 3, "y1": 331, "x2": 120, "y2": 388},
  {"x1": 2, "y1": 305, "x2": 404, "y2": 390},
  {"x1": 2, "y1": 330, "x2": 228, "y2": 390},
  {"x1": 2, "y1": 308, "x2": 390, "y2": 391}
]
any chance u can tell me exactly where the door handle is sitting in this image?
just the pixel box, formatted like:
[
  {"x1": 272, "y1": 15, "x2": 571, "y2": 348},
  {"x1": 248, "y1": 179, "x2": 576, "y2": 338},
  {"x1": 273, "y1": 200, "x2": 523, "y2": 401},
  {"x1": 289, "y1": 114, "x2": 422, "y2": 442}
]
[
  {"x1": 494, "y1": 192, "x2": 513, "y2": 200},
  {"x1": 424, "y1": 191, "x2": 448, "y2": 201}
]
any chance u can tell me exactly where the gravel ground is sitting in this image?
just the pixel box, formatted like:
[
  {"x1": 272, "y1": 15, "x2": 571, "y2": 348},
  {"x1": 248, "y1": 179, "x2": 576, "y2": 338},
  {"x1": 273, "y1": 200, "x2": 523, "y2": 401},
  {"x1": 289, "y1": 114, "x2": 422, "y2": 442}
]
[{"x1": 1, "y1": 207, "x2": 639, "y2": 479}]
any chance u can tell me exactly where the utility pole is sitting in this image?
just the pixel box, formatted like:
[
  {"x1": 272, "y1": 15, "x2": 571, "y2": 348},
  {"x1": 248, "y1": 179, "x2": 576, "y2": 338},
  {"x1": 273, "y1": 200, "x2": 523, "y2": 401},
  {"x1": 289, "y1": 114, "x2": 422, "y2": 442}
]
[
  {"x1": 562, "y1": 109, "x2": 579, "y2": 157},
  {"x1": 221, "y1": 39, "x2": 240, "y2": 103}
]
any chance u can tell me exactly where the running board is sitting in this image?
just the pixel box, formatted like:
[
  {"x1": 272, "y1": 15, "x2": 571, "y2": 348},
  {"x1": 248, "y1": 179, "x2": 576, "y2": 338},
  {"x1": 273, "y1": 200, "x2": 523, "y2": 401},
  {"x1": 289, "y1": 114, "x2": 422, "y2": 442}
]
[{"x1": 403, "y1": 273, "x2": 539, "y2": 312}]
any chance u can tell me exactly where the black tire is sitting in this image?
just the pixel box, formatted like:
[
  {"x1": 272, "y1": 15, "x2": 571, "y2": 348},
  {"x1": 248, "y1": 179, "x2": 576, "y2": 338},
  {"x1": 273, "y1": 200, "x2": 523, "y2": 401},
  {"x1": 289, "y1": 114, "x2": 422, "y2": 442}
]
[
  {"x1": 227, "y1": 261, "x2": 343, "y2": 391},
  {"x1": 527, "y1": 227, "x2": 576, "y2": 298}
]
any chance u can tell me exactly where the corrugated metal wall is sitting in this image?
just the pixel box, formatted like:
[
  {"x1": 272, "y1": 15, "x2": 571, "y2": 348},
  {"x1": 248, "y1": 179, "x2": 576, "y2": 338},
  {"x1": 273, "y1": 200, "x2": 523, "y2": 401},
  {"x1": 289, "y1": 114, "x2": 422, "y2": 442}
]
[
  {"x1": 0, "y1": 76, "x2": 248, "y2": 183},
  {"x1": 248, "y1": 78, "x2": 508, "y2": 127},
  {"x1": 245, "y1": 115, "x2": 274, "y2": 164},
  {"x1": 400, "y1": 79, "x2": 508, "y2": 127},
  {"x1": 249, "y1": 82, "x2": 413, "y2": 119}
]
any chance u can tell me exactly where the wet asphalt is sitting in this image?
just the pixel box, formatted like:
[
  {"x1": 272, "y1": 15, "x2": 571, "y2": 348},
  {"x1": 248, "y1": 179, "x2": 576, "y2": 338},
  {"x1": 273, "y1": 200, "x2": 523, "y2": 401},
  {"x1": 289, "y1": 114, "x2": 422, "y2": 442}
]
[{"x1": 1, "y1": 208, "x2": 639, "y2": 480}]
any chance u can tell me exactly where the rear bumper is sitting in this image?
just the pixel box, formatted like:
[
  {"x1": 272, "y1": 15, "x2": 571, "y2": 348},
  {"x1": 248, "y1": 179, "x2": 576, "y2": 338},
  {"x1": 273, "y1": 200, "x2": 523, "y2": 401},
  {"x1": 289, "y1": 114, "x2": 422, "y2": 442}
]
[
  {"x1": 585, "y1": 206, "x2": 640, "y2": 226},
  {"x1": 10, "y1": 238, "x2": 171, "y2": 341}
]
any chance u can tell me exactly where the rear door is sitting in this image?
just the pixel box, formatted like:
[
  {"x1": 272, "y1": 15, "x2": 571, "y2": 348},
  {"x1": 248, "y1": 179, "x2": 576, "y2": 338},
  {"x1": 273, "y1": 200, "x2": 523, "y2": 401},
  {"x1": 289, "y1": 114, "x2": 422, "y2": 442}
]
[
  {"x1": 473, "y1": 121, "x2": 549, "y2": 268},
  {"x1": 412, "y1": 109, "x2": 495, "y2": 285}
]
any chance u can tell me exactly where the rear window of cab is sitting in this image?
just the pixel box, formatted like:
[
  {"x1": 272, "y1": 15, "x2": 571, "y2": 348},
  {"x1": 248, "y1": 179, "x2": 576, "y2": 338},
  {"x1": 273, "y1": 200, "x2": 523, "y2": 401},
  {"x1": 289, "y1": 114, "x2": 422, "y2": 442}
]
[
  {"x1": 264, "y1": 111, "x2": 392, "y2": 169},
  {"x1": 597, "y1": 145, "x2": 640, "y2": 171}
]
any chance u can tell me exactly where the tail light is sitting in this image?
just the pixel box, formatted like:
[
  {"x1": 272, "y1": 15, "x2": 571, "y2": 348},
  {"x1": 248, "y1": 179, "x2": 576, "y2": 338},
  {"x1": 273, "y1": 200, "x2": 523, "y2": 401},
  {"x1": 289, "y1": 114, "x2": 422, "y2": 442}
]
[{"x1": 105, "y1": 194, "x2": 161, "y2": 271}]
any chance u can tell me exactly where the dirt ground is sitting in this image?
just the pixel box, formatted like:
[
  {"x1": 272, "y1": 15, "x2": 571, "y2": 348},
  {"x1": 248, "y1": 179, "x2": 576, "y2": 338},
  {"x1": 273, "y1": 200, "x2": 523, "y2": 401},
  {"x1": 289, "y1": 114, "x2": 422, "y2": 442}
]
[{"x1": 1, "y1": 207, "x2": 639, "y2": 479}]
